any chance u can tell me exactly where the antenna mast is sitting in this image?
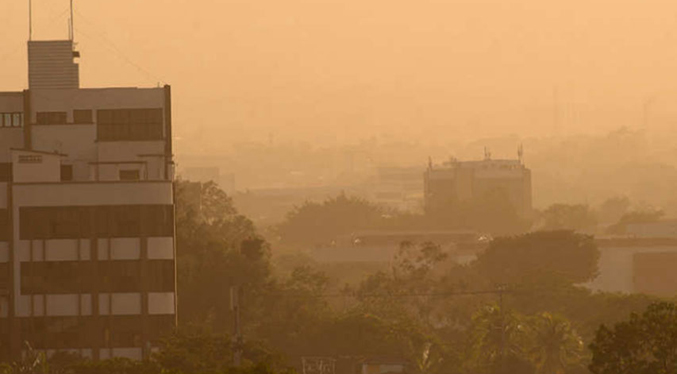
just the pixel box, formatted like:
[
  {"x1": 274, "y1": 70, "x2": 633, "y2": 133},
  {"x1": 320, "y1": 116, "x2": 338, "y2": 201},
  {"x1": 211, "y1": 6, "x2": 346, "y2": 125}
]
[
  {"x1": 28, "y1": 0, "x2": 32, "y2": 40},
  {"x1": 69, "y1": 0, "x2": 74, "y2": 40}
]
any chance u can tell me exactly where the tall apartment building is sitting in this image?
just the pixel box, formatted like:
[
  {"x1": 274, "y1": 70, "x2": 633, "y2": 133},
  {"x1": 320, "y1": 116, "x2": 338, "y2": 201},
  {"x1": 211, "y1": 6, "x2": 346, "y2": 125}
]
[
  {"x1": 424, "y1": 152, "x2": 532, "y2": 217},
  {"x1": 0, "y1": 39, "x2": 176, "y2": 361}
]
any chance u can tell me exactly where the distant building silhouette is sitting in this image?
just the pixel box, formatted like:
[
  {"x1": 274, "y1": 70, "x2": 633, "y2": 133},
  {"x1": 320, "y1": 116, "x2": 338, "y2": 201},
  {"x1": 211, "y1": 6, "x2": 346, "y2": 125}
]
[
  {"x1": 0, "y1": 39, "x2": 175, "y2": 360},
  {"x1": 424, "y1": 151, "x2": 532, "y2": 217}
]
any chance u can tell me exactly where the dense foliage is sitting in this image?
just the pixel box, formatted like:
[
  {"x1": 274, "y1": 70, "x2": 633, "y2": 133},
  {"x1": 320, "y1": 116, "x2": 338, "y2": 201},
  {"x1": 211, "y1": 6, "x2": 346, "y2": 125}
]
[
  {"x1": 475, "y1": 230, "x2": 600, "y2": 285},
  {"x1": 2, "y1": 182, "x2": 665, "y2": 374},
  {"x1": 589, "y1": 302, "x2": 677, "y2": 374}
]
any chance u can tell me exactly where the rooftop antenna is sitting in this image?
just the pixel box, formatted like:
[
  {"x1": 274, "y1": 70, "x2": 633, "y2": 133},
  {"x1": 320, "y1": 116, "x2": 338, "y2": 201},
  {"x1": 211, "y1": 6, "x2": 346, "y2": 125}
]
[
  {"x1": 517, "y1": 144, "x2": 524, "y2": 164},
  {"x1": 69, "y1": 0, "x2": 75, "y2": 41},
  {"x1": 28, "y1": 0, "x2": 32, "y2": 40},
  {"x1": 484, "y1": 147, "x2": 492, "y2": 161}
]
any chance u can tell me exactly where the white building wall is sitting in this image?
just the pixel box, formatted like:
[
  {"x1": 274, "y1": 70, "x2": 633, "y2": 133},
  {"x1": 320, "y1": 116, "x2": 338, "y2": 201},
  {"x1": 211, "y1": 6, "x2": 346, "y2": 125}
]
[
  {"x1": 31, "y1": 125, "x2": 96, "y2": 163},
  {"x1": 110, "y1": 238, "x2": 141, "y2": 260},
  {"x1": 11, "y1": 150, "x2": 62, "y2": 183},
  {"x1": 587, "y1": 245, "x2": 677, "y2": 293},
  {"x1": 148, "y1": 237, "x2": 174, "y2": 259},
  {"x1": 0, "y1": 130, "x2": 23, "y2": 162},
  {"x1": 30, "y1": 88, "x2": 164, "y2": 116},
  {"x1": 97, "y1": 142, "x2": 165, "y2": 163},
  {"x1": 98, "y1": 293, "x2": 144, "y2": 315},
  {"x1": 13, "y1": 182, "x2": 173, "y2": 207},
  {"x1": 148, "y1": 292, "x2": 175, "y2": 315}
]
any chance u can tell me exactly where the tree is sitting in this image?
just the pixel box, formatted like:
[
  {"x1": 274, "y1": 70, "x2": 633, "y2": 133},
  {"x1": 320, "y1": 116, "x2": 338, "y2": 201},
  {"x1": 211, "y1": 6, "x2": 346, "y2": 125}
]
[
  {"x1": 475, "y1": 231, "x2": 600, "y2": 286},
  {"x1": 154, "y1": 328, "x2": 280, "y2": 374},
  {"x1": 589, "y1": 301, "x2": 677, "y2": 374},
  {"x1": 465, "y1": 305, "x2": 534, "y2": 374},
  {"x1": 527, "y1": 313, "x2": 583, "y2": 374},
  {"x1": 597, "y1": 196, "x2": 630, "y2": 225},
  {"x1": 539, "y1": 204, "x2": 597, "y2": 233},
  {"x1": 277, "y1": 194, "x2": 385, "y2": 248},
  {"x1": 175, "y1": 181, "x2": 272, "y2": 332}
]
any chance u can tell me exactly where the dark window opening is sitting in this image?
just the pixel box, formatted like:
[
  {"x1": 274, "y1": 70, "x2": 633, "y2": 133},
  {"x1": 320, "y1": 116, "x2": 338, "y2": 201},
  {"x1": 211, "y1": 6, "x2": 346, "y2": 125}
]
[
  {"x1": 1, "y1": 113, "x2": 22, "y2": 128},
  {"x1": 73, "y1": 109, "x2": 93, "y2": 124},
  {"x1": 97, "y1": 108, "x2": 163, "y2": 141},
  {"x1": 60, "y1": 165, "x2": 73, "y2": 181},
  {"x1": 21, "y1": 260, "x2": 174, "y2": 294},
  {"x1": 0, "y1": 262, "x2": 9, "y2": 293},
  {"x1": 0, "y1": 209, "x2": 9, "y2": 242},
  {"x1": 146, "y1": 260, "x2": 176, "y2": 292},
  {"x1": 21, "y1": 262, "x2": 88, "y2": 294},
  {"x1": 0, "y1": 163, "x2": 11, "y2": 182},
  {"x1": 119, "y1": 169, "x2": 140, "y2": 181},
  {"x1": 36, "y1": 112, "x2": 67, "y2": 125},
  {"x1": 100, "y1": 261, "x2": 140, "y2": 292},
  {"x1": 20, "y1": 205, "x2": 173, "y2": 240}
]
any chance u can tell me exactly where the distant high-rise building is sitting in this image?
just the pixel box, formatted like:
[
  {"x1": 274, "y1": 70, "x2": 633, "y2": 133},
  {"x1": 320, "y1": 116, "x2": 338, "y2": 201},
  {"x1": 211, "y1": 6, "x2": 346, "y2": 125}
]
[
  {"x1": 0, "y1": 38, "x2": 176, "y2": 361},
  {"x1": 424, "y1": 153, "x2": 532, "y2": 217}
]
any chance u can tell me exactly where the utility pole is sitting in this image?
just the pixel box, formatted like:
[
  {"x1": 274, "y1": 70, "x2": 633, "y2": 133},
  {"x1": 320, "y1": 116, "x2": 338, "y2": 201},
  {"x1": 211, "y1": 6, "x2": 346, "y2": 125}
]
[
  {"x1": 498, "y1": 285, "x2": 506, "y2": 363},
  {"x1": 230, "y1": 286, "x2": 243, "y2": 367}
]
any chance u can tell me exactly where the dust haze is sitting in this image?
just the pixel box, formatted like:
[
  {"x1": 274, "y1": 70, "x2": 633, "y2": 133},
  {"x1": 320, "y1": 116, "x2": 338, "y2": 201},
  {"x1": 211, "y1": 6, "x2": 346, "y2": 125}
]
[{"x1": 4, "y1": 0, "x2": 677, "y2": 373}]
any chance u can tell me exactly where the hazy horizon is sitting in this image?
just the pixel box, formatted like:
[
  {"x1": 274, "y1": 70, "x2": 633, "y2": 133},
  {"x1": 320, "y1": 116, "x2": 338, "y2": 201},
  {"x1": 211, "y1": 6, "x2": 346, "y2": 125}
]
[{"x1": 3, "y1": 0, "x2": 677, "y2": 154}]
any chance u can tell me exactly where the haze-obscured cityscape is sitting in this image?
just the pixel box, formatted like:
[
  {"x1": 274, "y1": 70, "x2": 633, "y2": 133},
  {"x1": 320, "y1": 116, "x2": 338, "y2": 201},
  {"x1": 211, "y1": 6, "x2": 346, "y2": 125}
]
[{"x1": 3, "y1": 1, "x2": 677, "y2": 374}]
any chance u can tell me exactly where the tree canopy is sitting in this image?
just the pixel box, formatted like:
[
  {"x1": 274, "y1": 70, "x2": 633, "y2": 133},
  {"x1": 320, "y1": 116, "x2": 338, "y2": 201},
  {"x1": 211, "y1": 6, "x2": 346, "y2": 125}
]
[
  {"x1": 475, "y1": 231, "x2": 600, "y2": 286},
  {"x1": 589, "y1": 301, "x2": 677, "y2": 374}
]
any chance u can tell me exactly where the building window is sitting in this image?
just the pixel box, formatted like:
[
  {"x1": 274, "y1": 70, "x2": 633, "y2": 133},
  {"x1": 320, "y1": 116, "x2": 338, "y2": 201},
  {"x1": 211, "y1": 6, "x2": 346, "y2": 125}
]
[
  {"x1": 18, "y1": 155, "x2": 42, "y2": 163},
  {"x1": 119, "y1": 169, "x2": 140, "y2": 181},
  {"x1": 100, "y1": 261, "x2": 140, "y2": 293},
  {"x1": 0, "y1": 209, "x2": 8, "y2": 241},
  {"x1": 0, "y1": 112, "x2": 22, "y2": 127},
  {"x1": 143, "y1": 205, "x2": 174, "y2": 237},
  {"x1": 73, "y1": 109, "x2": 93, "y2": 124},
  {"x1": 0, "y1": 163, "x2": 11, "y2": 182},
  {"x1": 109, "y1": 316, "x2": 144, "y2": 347},
  {"x1": 146, "y1": 260, "x2": 175, "y2": 292},
  {"x1": 60, "y1": 165, "x2": 73, "y2": 181},
  {"x1": 20, "y1": 205, "x2": 174, "y2": 240},
  {"x1": 36, "y1": 112, "x2": 67, "y2": 125},
  {"x1": 97, "y1": 108, "x2": 163, "y2": 141},
  {"x1": 21, "y1": 262, "x2": 87, "y2": 294},
  {"x1": 0, "y1": 263, "x2": 8, "y2": 296},
  {"x1": 11, "y1": 113, "x2": 23, "y2": 127}
]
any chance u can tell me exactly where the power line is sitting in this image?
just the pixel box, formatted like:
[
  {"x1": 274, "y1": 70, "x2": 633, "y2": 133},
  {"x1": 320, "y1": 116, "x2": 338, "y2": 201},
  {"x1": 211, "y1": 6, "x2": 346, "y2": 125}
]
[
  {"x1": 261, "y1": 289, "x2": 510, "y2": 299},
  {"x1": 72, "y1": 9, "x2": 165, "y2": 85}
]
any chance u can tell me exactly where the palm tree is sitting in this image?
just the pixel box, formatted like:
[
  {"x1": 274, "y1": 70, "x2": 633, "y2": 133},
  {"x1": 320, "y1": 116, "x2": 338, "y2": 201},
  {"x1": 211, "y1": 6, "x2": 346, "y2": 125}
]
[
  {"x1": 467, "y1": 304, "x2": 531, "y2": 373},
  {"x1": 528, "y1": 313, "x2": 583, "y2": 374}
]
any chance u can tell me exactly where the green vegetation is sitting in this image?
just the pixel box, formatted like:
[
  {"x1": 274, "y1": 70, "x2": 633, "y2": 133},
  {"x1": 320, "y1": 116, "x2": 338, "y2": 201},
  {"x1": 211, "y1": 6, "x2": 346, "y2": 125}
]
[
  {"x1": 589, "y1": 301, "x2": 677, "y2": 374},
  {"x1": 5, "y1": 182, "x2": 672, "y2": 374}
]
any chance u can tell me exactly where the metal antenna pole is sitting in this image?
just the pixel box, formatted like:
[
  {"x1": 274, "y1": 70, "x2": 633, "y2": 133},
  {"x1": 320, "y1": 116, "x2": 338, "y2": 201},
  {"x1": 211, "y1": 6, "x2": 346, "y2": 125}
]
[
  {"x1": 69, "y1": 0, "x2": 74, "y2": 40},
  {"x1": 29, "y1": 0, "x2": 32, "y2": 40}
]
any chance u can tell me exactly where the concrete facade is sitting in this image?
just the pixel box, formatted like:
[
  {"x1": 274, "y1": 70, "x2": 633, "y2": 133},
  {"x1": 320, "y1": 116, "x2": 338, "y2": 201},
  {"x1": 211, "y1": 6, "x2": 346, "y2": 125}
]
[
  {"x1": 0, "y1": 40, "x2": 176, "y2": 361},
  {"x1": 424, "y1": 157, "x2": 532, "y2": 217}
]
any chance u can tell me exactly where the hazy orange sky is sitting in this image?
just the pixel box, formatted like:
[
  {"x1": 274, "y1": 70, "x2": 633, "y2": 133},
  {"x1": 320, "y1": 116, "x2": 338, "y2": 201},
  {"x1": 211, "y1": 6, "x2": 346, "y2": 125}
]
[{"x1": 2, "y1": 0, "x2": 677, "y2": 154}]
